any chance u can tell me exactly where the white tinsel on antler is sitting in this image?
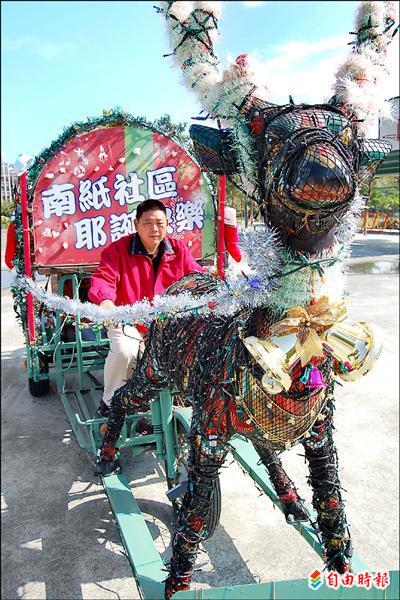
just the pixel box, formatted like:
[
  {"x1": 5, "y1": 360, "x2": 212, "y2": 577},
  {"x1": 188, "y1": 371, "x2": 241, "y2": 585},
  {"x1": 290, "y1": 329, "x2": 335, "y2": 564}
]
[
  {"x1": 157, "y1": 1, "x2": 265, "y2": 187},
  {"x1": 332, "y1": 1, "x2": 399, "y2": 133},
  {"x1": 335, "y1": 189, "x2": 366, "y2": 252},
  {"x1": 158, "y1": 1, "x2": 222, "y2": 109}
]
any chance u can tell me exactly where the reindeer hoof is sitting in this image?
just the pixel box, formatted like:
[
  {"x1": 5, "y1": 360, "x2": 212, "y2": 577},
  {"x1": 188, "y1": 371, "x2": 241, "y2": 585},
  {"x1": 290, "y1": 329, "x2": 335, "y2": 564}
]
[
  {"x1": 164, "y1": 576, "x2": 190, "y2": 600},
  {"x1": 95, "y1": 458, "x2": 121, "y2": 477},
  {"x1": 325, "y1": 538, "x2": 353, "y2": 574},
  {"x1": 282, "y1": 500, "x2": 309, "y2": 523}
]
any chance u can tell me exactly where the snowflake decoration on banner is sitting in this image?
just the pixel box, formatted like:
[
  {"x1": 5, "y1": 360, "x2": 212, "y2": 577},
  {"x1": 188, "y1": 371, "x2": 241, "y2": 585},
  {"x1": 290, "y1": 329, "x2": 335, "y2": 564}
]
[
  {"x1": 155, "y1": 144, "x2": 172, "y2": 164},
  {"x1": 73, "y1": 165, "x2": 86, "y2": 178},
  {"x1": 98, "y1": 145, "x2": 108, "y2": 162},
  {"x1": 74, "y1": 148, "x2": 89, "y2": 165}
]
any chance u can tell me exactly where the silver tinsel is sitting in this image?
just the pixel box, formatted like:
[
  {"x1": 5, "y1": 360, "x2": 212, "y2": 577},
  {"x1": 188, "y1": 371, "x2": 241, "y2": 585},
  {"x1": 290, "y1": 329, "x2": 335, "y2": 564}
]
[
  {"x1": 14, "y1": 273, "x2": 274, "y2": 325},
  {"x1": 239, "y1": 225, "x2": 283, "y2": 278},
  {"x1": 335, "y1": 189, "x2": 365, "y2": 254},
  {"x1": 13, "y1": 227, "x2": 284, "y2": 325},
  {"x1": 268, "y1": 246, "x2": 348, "y2": 312},
  {"x1": 14, "y1": 222, "x2": 354, "y2": 325}
]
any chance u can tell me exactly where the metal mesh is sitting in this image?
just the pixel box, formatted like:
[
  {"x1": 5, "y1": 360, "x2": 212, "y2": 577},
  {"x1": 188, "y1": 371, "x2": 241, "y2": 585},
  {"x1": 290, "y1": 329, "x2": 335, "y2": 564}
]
[
  {"x1": 247, "y1": 105, "x2": 363, "y2": 240},
  {"x1": 233, "y1": 359, "x2": 332, "y2": 447},
  {"x1": 359, "y1": 138, "x2": 393, "y2": 185},
  {"x1": 260, "y1": 107, "x2": 357, "y2": 209},
  {"x1": 189, "y1": 124, "x2": 239, "y2": 174}
]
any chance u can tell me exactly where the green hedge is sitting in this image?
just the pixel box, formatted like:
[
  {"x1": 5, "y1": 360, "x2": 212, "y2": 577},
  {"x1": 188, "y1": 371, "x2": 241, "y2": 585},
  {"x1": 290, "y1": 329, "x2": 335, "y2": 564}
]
[
  {"x1": 1, "y1": 202, "x2": 13, "y2": 228},
  {"x1": 1, "y1": 203, "x2": 14, "y2": 218},
  {"x1": 1, "y1": 215, "x2": 10, "y2": 229}
]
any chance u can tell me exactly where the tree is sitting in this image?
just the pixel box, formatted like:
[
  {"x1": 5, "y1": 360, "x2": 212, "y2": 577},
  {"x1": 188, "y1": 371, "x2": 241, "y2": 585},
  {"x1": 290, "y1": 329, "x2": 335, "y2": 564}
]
[
  {"x1": 368, "y1": 175, "x2": 400, "y2": 215},
  {"x1": 153, "y1": 114, "x2": 188, "y2": 146}
]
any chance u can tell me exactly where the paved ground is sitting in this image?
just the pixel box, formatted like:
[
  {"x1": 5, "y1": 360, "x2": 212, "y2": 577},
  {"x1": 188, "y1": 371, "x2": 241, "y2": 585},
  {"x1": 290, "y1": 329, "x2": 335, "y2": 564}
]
[
  {"x1": 349, "y1": 231, "x2": 399, "y2": 260},
  {"x1": 1, "y1": 231, "x2": 399, "y2": 599}
]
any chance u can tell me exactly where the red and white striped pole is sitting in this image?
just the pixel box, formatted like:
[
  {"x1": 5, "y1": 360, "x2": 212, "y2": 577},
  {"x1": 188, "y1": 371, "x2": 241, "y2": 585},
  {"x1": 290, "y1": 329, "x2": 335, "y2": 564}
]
[
  {"x1": 20, "y1": 172, "x2": 35, "y2": 343},
  {"x1": 217, "y1": 174, "x2": 226, "y2": 279}
]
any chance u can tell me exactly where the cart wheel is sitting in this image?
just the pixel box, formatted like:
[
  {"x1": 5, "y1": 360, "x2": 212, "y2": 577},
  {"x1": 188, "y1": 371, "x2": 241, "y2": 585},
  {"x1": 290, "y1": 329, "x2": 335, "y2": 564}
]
[
  {"x1": 28, "y1": 354, "x2": 50, "y2": 397},
  {"x1": 166, "y1": 422, "x2": 222, "y2": 540},
  {"x1": 28, "y1": 376, "x2": 50, "y2": 397}
]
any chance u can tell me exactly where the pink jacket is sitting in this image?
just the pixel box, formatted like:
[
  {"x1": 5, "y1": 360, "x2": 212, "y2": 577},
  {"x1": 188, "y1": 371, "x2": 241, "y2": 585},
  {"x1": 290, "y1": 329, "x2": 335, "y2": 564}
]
[{"x1": 88, "y1": 233, "x2": 205, "y2": 306}]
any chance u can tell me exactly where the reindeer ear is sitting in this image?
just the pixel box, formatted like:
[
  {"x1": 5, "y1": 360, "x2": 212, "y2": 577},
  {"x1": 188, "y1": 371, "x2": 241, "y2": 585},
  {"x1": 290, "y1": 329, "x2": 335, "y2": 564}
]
[
  {"x1": 189, "y1": 124, "x2": 240, "y2": 174},
  {"x1": 358, "y1": 139, "x2": 392, "y2": 185}
]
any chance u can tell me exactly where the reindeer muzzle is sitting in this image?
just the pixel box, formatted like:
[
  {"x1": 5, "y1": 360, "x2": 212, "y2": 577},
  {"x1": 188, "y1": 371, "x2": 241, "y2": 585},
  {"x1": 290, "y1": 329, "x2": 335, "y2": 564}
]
[
  {"x1": 285, "y1": 140, "x2": 354, "y2": 207},
  {"x1": 260, "y1": 107, "x2": 358, "y2": 221}
]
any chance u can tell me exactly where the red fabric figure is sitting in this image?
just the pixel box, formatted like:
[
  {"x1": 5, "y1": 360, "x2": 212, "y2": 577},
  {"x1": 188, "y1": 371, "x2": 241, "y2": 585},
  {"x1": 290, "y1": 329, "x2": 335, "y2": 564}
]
[
  {"x1": 224, "y1": 206, "x2": 242, "y2": 262},
  {"x1": 5, "y1": 221, "x2": 17, "y2": 270}
]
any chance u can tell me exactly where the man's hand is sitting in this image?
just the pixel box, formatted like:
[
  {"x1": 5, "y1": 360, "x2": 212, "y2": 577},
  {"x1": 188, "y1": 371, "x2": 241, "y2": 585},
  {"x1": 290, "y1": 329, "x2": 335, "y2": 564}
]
[{"x1": 100, "y1": 299, "x2": 115, "y2": 310}]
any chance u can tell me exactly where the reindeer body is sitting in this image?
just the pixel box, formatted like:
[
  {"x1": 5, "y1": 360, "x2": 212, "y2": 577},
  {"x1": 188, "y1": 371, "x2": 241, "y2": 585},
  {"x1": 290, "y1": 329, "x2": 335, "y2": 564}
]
[
  {"x1": 98, "y1": 1, "x2": 398, "y2": 596},
  {"x1": 101, "y1": 272, "x2": 349, "y2": 595}
]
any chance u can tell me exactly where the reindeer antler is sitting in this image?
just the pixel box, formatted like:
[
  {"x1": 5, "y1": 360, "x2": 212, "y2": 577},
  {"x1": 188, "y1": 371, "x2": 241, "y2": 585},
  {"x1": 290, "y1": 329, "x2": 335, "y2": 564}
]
[
  {"x1": 157, "y1": 1, "x2": 271, "y2": 189},
  {"x1": 331, "y1": 1, "x2": 399, "y2": 133},
  {"x1": 157, "y1": 1, "x2": 222, "y2": 112}
]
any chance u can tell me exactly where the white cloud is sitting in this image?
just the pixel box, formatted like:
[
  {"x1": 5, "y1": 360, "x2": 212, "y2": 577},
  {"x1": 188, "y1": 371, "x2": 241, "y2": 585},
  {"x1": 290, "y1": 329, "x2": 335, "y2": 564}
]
[
  {"x1": 269, "y1": 35, "x2": 348, "y2": 66},
  {"x1": 233, "y1": 33, "x2": 399, "y2": 121},
  {"x1": 3, "y1": 36, "x2": 74, "y2": 60},
  {"x1": 243, "y1": 1, "x2": 268, "y2": 7}
]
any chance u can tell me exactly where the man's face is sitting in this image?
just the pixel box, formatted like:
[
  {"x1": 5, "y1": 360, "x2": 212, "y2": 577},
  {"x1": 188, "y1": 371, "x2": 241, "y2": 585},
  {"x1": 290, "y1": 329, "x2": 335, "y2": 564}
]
[{"x1": 134, "y1": 209, "x2": 168, "y2": 252}]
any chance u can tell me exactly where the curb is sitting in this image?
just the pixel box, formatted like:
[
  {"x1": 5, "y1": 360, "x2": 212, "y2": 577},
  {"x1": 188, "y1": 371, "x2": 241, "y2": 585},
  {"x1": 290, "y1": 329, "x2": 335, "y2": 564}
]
[{"x1": 345, "y1": 254, "x2": 399, "y2": 265}]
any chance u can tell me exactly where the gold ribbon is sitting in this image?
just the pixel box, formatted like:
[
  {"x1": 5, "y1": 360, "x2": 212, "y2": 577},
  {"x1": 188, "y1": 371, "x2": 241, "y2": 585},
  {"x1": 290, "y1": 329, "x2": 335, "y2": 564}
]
[{"x1": 269, "y1": 296, "x2": 347, "y2": 366}]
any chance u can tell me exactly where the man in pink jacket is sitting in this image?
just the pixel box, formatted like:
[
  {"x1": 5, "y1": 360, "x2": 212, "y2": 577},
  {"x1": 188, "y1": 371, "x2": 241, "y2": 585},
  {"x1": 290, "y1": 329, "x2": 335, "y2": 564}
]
[{"x1": 88, "y1": 198, "x2": 205, "y2": 418}]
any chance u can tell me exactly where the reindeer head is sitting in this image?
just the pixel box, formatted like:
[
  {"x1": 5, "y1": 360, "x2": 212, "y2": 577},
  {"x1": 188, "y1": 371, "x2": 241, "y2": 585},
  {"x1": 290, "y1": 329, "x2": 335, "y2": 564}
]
[{"x1": 158, "y1": 1, "x2": 397, "y2": 252}]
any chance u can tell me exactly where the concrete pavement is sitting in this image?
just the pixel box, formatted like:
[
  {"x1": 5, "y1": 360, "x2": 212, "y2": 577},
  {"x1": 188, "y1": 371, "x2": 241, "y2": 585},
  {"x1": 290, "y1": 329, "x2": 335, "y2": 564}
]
[
  {"x1": 349, "y1": 232, "x2": 399, "y2": 259},
  {"x1": 1, "y1": 233, "x2": 399, "y2": 599}
]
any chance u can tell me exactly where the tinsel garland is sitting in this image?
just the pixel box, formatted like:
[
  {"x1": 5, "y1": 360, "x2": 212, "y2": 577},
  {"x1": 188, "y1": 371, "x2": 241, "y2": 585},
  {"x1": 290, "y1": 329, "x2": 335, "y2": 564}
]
[
  {"x1": 26, "y1": 107, "x2": 199, "y2": 190},
  {"x1": 158, "y1": 1, "x2": 398, "y2": 190},
  {"x1": 13, "y1": 226, "x2": 349, "y2": 326},
  {"x1": 156, "y1": 1, "x2": 260, "y2": 190},
  {"x1": 334, "y1": 190, "x2": 366, "y2": 252},
  {"x1": 13, "y1": 228, "x2": 282, "y2": 325}
]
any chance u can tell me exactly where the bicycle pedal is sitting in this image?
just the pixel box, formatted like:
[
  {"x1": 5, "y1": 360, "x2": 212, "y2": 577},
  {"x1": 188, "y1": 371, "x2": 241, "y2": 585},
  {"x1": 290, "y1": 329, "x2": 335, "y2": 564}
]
[{"x1": 166, "y1": 480, "x2": 188, "y2": 501}]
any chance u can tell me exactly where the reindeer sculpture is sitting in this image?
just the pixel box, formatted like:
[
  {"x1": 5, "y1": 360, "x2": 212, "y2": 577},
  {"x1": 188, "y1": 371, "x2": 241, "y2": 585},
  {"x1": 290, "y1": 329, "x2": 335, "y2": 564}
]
[{"x1": 97, "y1": 2, "x2": 398, "y2": 597}]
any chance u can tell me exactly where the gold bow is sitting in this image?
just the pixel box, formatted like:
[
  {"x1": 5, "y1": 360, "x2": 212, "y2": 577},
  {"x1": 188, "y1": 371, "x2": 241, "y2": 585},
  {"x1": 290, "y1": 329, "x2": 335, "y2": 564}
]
[{"x1": 269, "y1": 296, "x2": 347, "y2": 366}]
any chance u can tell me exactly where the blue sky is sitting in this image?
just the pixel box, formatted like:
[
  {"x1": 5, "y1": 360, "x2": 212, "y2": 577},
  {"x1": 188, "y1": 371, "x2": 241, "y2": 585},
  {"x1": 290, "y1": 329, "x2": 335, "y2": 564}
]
[{"x1": 2, "y1": 0, "x2": 399, "y2": 163}]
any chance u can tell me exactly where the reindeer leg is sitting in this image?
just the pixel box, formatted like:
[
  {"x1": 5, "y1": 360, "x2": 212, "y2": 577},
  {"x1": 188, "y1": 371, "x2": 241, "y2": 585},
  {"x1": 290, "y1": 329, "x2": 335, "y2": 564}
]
[
  {"x1": 165, "y1": 428, "x2": 228, "y2": 599},
  {"x1": 303, "y1": 406, "x2": 352, "y2": 574},
  {"x1": 253, "y1": 441, "x2": 309, "y2": 523},
  {"x1": 97, "y1": 327, "x2": 170, "y2": 475}
]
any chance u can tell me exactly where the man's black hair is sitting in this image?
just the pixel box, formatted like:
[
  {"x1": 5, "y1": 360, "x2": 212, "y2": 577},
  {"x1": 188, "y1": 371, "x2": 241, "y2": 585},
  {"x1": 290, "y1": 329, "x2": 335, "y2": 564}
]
[{"x1": 135, "y1": 199, "x2": 167, "y2": 221}]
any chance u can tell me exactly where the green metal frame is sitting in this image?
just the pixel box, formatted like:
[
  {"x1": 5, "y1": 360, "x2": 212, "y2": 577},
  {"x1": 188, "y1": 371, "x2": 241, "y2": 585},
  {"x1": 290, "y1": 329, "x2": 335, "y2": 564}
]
[
  {"x1": 25, "y1": 271, "x2": 110, "y2": 388},
  {"x1": 228, "y1": 437, "x2": 369, "y2": 570},
  {"x1": 97, "y1": 423, "x2": 399, "y2": 600},
  {"x1": 173, "y1": 572, "x2": 400, "y2": 599},
  {"x1": 37, "y1": 275, "x2": 398, "y2": 600},
  {"x1": 53, "y1": 273, "x2": 110, "y2": 392},
  {"x1": 59, "y1": 380, "x2": 399, "y2": 600}
]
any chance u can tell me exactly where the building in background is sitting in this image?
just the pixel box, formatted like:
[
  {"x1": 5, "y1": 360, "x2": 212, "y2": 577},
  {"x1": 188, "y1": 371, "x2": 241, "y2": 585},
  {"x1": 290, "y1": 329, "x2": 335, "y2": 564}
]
[
  {"x1": 1, "y1": 154, "x2": 18, "y2": 203},
  {"x1": 363, "y1": 96, "x2": 400, "y2": 232},
  {"x1": 377, "y1": 96, "x2": 399, "y2": 175}
]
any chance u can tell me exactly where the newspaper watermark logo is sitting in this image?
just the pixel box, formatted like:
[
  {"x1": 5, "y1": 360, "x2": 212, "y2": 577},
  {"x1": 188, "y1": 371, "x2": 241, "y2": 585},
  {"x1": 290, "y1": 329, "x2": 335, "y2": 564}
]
[
  {"x1": 309, "y1": 570, "x2": 323, "y2": 590},
  {"x1": 308, "y1": 569, "x2": 390, "y2": 591}
]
